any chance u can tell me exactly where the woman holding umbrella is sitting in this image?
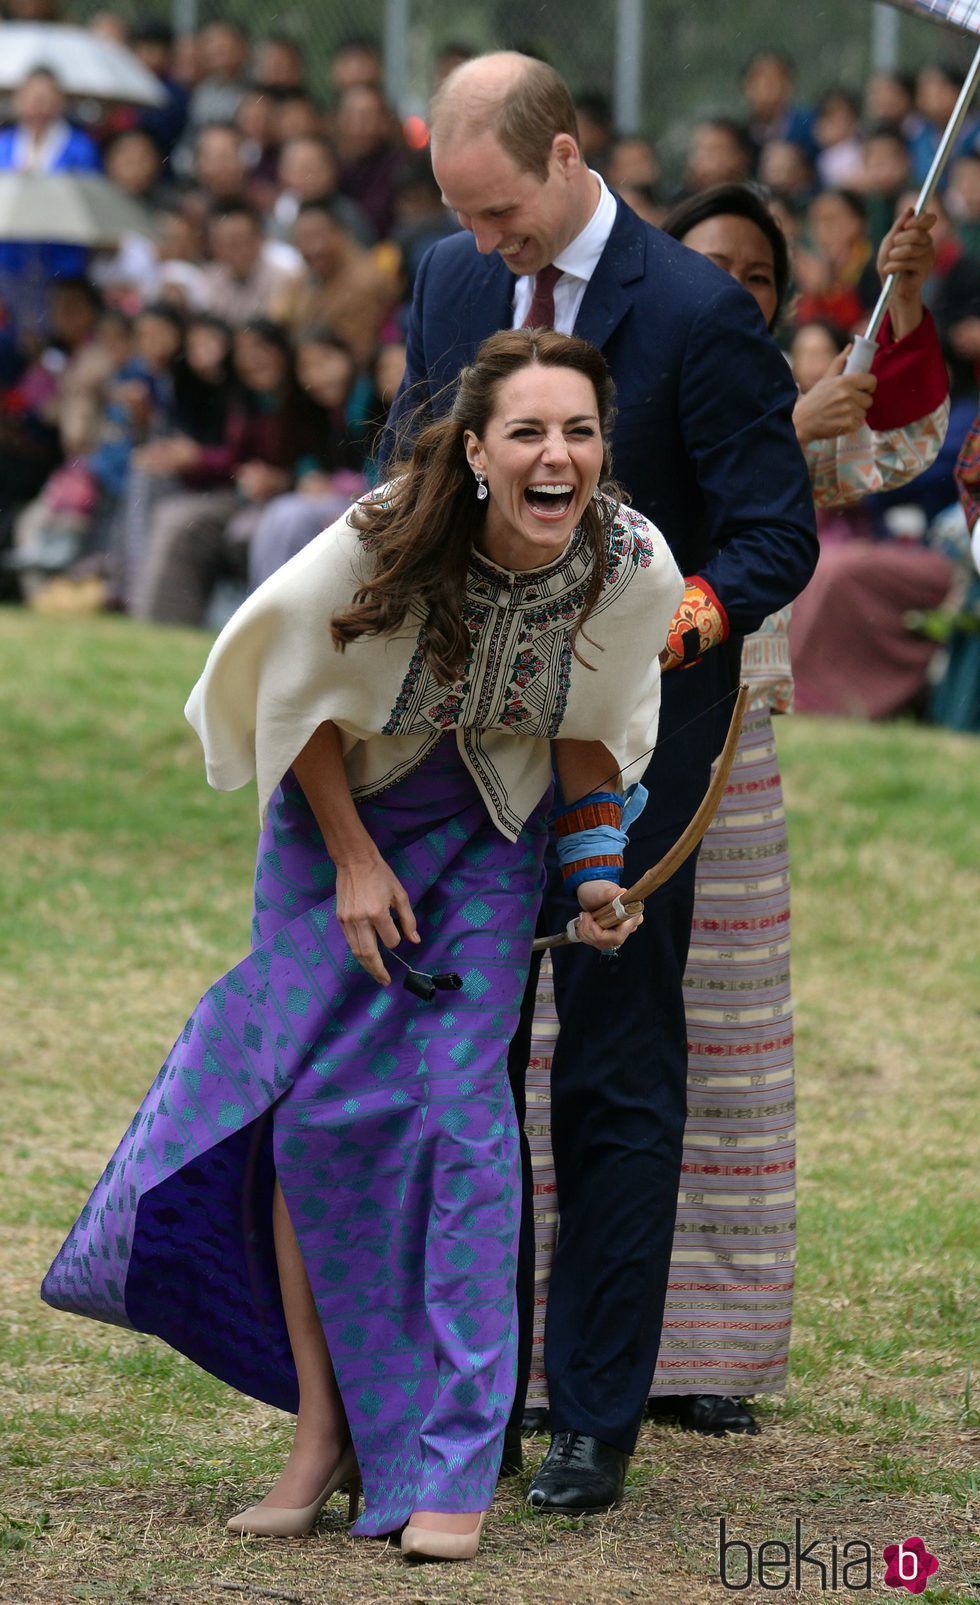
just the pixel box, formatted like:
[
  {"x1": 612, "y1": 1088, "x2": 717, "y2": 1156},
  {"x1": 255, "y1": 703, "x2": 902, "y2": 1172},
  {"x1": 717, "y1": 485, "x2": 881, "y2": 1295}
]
[{"x1": 41, "y1": 328, "x2": 683, "y2": 1561}]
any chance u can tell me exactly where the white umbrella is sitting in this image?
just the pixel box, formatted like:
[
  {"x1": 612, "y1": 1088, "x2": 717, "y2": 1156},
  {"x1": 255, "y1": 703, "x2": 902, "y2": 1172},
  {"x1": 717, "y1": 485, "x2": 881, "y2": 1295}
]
[
  {"x1": 0, "y1": 23, "x2": 165, "y2": 106},
  {"x1": 0, "y1": 172, "x2": 156, "y2": 244}
]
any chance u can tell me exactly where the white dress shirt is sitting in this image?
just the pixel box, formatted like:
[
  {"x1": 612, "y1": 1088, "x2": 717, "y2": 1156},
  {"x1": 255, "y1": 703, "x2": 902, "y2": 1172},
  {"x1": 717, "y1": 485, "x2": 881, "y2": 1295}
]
[{"x1": 510, "y1": 172, "x2": 618, "y2": 334}]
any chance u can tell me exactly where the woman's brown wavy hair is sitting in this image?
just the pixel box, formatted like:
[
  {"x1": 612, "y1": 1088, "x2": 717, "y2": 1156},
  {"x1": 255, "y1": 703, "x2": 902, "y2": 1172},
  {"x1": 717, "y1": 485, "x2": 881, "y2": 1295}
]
[{"x1": 331, "y1": 327, "x2": 620, "y2": 684}]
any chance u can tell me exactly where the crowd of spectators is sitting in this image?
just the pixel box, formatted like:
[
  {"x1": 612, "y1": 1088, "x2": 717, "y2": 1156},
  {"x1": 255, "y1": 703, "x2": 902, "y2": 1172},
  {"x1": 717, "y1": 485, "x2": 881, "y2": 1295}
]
[{"x1": 0, "y1": 27, "x2": 977, "y2": 721}]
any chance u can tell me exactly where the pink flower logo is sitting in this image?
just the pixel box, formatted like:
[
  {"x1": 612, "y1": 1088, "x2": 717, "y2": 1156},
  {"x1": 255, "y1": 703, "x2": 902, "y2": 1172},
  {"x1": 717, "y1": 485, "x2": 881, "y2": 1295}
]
[{"x1": 883, "y1": 1537, "x2": 939, "y2": 1593}]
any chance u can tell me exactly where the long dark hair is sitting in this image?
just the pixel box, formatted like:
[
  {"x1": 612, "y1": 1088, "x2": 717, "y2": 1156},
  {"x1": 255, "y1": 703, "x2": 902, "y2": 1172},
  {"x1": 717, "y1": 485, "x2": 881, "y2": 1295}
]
[
  {"x1": 332, "y1": 327, "x2": 620, "y2": 683},
  {"x1": 661, "y1": 182, "x2": 791, "y2": 331}
]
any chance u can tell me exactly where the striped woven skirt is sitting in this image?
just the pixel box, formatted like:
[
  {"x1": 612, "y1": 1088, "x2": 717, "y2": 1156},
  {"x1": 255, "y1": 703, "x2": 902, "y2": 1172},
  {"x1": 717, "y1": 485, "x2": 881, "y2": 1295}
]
[{"x1": 526, "y1": 707, "x2": 794, "y2": 1407}]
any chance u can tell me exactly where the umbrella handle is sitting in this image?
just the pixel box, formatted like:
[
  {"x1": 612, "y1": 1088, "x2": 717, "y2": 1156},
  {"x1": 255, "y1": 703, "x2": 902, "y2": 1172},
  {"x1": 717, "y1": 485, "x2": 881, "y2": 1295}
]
[{"x1": 844, "y1": 334, "x2": 878, "y2": 376}]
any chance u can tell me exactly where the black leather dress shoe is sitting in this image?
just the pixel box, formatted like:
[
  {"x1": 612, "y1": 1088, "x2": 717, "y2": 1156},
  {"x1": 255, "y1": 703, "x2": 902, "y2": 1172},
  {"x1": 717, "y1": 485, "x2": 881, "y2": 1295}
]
[
  {"x1": 521, "y1": 1407, "x2": 550, "y2": 1436},
  {"x1": 499, "y1": 1423, "x2": 523, "y2": 1477},
  {"x1": 527, "y1": 1432, "x2": 628, "y2": 1514},
  {"x1": 647, "y1": 1393, "x2": 759, "y2": 1435}
]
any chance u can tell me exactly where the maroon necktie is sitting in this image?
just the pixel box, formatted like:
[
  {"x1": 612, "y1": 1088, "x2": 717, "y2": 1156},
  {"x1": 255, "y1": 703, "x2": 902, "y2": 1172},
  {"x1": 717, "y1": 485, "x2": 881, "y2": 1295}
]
[{"x1": 522, "y1": 263, "x2": 562, "y2": 329}]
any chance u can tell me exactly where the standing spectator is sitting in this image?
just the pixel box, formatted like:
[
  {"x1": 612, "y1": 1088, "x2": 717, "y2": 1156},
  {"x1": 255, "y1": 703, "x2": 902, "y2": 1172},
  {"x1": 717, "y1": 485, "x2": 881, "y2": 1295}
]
[
  {"x1": 275, "y1": 92, "x2": 324, "y2": 144},
  {"x1": 572, "y1": 91, "x2": 614, "y2": 172},
  {"x1": 946, "y1": 152, "x2": 980, "y2": 259},
  {"x1": 758, "y1": 139, "x2": 817, "y2": 211},
  {"x1": 0, "y1": 70, "x2": 100, "y2": 327},
  {"x1": 740, "y1": 50, "x2": 815, "y2": 164},
  {"x1": 252, "y1": 34, "x2": 306, "y2": 96},
  {"x1": 334, "y1": 85, "x2": 406, "y2": 239},
  {"x1": 188, "y1": 21, "x2": 250, "y2": 132},
  {"x1": 389, "y1": 157, "x2": 458, "y2": 292},
  {"x1": 864, "y1": 69, "x2": 918, "y2": 134},
  {"x1": 235, "y1": 90, "x2": 281, "y2": 206},
  {"x1": 681, "y1": 119, "x2": 753, "y2": 196},
  {"x1": 607, "y1": 134, "x2": 661, "y2": 197},
  {"x1": 129, "y1": 21, "x2": 190, "y2": 159},
  {"x1": 272, "y1": 135, "x2": 374, "y2": 246},
  {"x1": 271, "y1": 199, "x2": 399, "y2": 367},
  {"x1": 329, "y1": 36, "x2": 383, "y2": 96},
  {"x1": 813, "y1": 88, "x2": 864, "y2": 189},
  {"x1": 103, "y1": 128, "x2": 174, "y2": 209},
  {"x1": 909, "y1": 63, "x2": 980, "y2": 188},
  {"x1": 199, "y1": 201, "x2": 299, "y2": 326},
  {"x1": 187, "y1": 123, "x2": 250, "y2": 212}
]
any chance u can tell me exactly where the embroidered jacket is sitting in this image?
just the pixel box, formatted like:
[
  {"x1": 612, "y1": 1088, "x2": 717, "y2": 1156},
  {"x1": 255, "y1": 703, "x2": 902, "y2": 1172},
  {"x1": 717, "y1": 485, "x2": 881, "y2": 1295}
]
[{"x1": 185, "y1": 498, "x2": 684, "y2": 841}]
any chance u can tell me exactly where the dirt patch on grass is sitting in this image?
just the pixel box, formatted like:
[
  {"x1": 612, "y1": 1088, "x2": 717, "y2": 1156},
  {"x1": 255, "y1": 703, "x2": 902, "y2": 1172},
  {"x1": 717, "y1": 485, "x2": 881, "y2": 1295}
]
[{"x1": 2, "y1": 1423, "x2": 977, "y2": 1605}]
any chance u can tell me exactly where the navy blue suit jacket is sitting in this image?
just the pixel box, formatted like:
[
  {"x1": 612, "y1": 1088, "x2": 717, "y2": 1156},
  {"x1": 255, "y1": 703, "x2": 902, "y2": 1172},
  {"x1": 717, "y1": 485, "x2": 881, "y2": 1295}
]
[{"x1": 387, "y1": 197, "x2": 817, "y2": 812}]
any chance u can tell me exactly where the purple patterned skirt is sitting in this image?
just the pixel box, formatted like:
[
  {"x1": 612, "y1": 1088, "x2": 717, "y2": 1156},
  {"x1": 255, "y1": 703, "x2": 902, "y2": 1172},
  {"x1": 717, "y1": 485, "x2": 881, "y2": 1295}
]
[{"x1": 42, "y1": 738, "x2": 548, "y2": 1534}]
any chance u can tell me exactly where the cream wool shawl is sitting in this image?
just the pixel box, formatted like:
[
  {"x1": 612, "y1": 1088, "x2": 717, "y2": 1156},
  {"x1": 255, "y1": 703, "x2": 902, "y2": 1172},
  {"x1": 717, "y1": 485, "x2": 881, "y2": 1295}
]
[{"x1": 185, "y1": 499, "x2": 683, "y2": 842}]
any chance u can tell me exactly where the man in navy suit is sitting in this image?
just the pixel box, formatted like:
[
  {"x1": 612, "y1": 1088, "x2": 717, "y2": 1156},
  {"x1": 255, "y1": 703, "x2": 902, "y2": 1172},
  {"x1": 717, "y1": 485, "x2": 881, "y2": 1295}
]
[{"x1": 387, "y1": 52, "x2": 817, "y2": 1514}]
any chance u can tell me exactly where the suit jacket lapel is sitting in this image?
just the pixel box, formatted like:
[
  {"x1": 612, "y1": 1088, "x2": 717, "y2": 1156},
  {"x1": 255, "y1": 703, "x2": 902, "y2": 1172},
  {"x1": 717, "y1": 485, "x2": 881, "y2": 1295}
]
[{"x1": 574, "y1": 199, "x2": 647, "y2": 351}]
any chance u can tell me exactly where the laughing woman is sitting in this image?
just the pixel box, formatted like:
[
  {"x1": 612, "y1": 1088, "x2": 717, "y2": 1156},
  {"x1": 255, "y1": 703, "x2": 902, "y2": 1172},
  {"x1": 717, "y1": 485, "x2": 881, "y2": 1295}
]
[{"x1": 41, "y1": 328, "x2": 683, "y2": 1562}]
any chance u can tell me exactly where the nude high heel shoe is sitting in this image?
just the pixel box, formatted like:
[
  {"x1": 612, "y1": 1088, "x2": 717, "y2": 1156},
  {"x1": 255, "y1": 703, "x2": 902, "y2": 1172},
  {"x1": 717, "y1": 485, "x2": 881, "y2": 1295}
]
[
  {"x1": 400, "y1": 1511, "x2": 486, "y2": 1561},
  {"x1": 226, "y1": 1444, "x2": 361, "y2": 1536}
]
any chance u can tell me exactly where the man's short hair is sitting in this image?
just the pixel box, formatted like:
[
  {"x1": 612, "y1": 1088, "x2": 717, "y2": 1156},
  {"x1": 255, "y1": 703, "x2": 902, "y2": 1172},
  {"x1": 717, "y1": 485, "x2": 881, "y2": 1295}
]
[{"x1": 432, "y1": 56, "x2": 580, "y2": 183}]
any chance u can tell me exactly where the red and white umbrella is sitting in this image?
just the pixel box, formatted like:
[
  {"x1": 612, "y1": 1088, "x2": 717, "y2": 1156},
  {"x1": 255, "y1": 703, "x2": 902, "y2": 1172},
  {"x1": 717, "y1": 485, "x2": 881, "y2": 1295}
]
[{"x1": 849, "y1": 0, "x2": 980, "y2": 369}]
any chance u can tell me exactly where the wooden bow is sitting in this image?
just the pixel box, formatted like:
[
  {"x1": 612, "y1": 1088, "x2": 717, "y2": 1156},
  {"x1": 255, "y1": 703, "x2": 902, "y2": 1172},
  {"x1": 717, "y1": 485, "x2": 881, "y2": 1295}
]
[{"x1": 531, "y1": 682, "x2": 750, "y2": 953}]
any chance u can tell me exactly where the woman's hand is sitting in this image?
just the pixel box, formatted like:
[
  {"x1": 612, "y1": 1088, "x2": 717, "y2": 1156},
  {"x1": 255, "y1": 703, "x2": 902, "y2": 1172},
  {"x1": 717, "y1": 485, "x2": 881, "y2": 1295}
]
[
  {"x1": 334, "y1": 850, "x2": 420, "y2": 986},
  {"x1": 877, "y1": 205, "x2": 936, "y2": 340},
  {"x1": 573, "y1": 878, "x2": 644, "y2": 951},
  {"x1": 793, "y1": 352, "x2": 876, "y2": 444}
]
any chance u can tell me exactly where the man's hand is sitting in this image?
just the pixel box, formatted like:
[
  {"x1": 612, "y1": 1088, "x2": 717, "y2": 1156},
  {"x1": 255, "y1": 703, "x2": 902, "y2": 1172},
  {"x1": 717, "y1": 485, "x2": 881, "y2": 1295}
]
[
  {"x1": 792, "y1": 350, "x2": 876, "y2": 444},
  {"x1": 877, "y1": 205, "x2": 936, "y2": 340}
]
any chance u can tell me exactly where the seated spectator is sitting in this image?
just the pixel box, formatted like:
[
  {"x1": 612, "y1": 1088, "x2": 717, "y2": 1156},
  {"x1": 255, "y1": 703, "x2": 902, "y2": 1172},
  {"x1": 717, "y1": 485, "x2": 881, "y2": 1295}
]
[
  {"x1": 794, "y1": 189, "x2": 879, "y2": 331},
  {"x1": 740, "y1": 49, "x2": 815, "y2": 165},
  {"x1": 272, "y1": 135, "x2": 374, "y2": 246},
  {"x1": 200, "y1": 200, "x2": 299, "y2": 325},
  {"x1": 252, "y1": 34, "x2": 306, "y2": 97},
  {"x1": 271, "y1": 198, "x2": 400, "y2": 368},
  {"x1": 758, "y1": 139, "x2": 817, "y2": 211},
  {"x1": 946, "y1": 152, "x2": 980, "y2": 260},
  {"x1": 813, "y1": 88, "x2": 863, "y2": 189},
  {"x1": 13, "y1": 301, "x2": 184, "y2": 593},
  {"x1": 786, "y1": 213, "x2": 957, "y2": 721},
  {"x1": 333, "y1": 84, "x2": 406, "y2": 239},
  {"x1": 681, "y1": 119, "x2": 753, "y2": 197},
  {"x1": 856, "y1": 124, "x2": 913, "y2": 249},
  {"x1": 329, "y1": 36, "x2": 384, "y2": 96},
  {"x1": 188, "y1": 21, "x2": 250, "y2": 133},
  {"x1": 248, "y1": 328, "x2": 371, "y2": 589},
  {"x1": 0, "y1": 69, "x2": 101, "y2": 330},
  {"x1": 119, "y1": 311, "x2": 234, "y2": 605},
  {"x1": 789, "y1": 318, "x2": 848, "y2": 398},
  {"x1": 133, "y1": 318, "x2": 320, "y2": 624}
]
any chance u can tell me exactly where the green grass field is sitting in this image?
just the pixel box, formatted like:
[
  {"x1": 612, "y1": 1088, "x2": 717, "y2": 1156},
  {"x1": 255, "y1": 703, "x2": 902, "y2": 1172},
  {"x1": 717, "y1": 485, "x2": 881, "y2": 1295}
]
[{"x1": 1, "y1": 611, "x2": 978, "y2": 1604}]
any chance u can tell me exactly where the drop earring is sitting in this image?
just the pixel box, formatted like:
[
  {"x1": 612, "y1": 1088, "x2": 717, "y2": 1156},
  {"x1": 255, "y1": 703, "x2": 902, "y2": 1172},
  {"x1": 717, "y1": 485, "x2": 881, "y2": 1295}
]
[{"x1": 475, "y1": 472, "x2": 488, "y2": 501}]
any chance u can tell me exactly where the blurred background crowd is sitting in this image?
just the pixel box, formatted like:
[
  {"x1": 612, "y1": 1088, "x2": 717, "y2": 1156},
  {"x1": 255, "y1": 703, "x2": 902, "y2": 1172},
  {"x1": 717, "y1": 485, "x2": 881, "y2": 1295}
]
[{"x1": 0, "y1": 3, "x2": 978, "y2": 729}]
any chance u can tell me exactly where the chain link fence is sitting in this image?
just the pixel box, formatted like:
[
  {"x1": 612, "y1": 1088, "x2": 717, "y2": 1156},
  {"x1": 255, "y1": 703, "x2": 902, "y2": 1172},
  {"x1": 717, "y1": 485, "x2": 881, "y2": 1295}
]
[{"x1": 62, "y1": 0, "x2": 976, "y2": 176}]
